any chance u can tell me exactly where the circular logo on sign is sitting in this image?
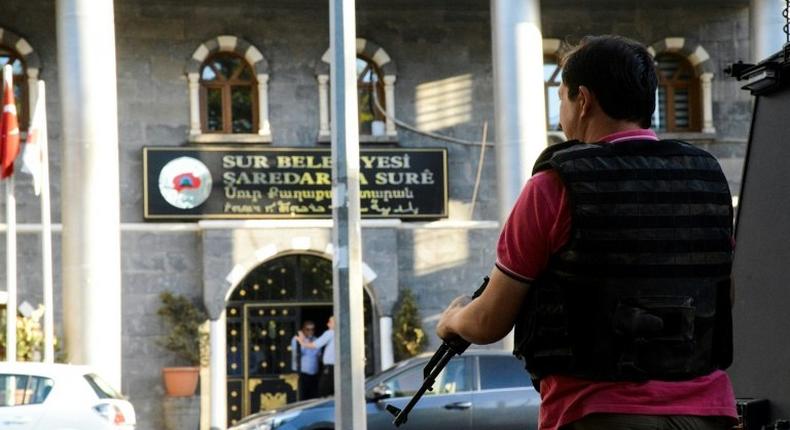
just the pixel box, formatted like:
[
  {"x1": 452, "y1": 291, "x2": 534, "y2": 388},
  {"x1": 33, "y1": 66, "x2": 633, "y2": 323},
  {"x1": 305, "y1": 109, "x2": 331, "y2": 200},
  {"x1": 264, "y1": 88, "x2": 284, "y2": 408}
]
[{"x1": 158, "y1": 156, "x2": 212, "y2": 209}]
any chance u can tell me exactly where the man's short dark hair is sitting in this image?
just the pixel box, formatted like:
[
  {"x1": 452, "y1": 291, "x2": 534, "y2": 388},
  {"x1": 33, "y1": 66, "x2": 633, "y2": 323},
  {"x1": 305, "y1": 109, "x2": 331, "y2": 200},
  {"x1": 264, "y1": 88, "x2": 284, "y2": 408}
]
[{"x1": 561, "y1": 35, "x2": 658, "y2": 128}]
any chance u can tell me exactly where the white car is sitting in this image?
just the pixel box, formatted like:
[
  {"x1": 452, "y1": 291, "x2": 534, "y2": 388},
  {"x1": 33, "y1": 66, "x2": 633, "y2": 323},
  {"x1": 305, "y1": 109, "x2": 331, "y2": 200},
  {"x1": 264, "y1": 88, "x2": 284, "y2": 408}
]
[{"x1": 0, "y1": 362, "x2": 136, "y2": 430}]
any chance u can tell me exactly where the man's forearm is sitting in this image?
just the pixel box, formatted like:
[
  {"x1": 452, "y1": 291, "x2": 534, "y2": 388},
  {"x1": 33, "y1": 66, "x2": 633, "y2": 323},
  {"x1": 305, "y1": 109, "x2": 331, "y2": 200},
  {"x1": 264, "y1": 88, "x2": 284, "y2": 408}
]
[{"x1": 437, "y1": 267, "x2": 530, "y2": 345}]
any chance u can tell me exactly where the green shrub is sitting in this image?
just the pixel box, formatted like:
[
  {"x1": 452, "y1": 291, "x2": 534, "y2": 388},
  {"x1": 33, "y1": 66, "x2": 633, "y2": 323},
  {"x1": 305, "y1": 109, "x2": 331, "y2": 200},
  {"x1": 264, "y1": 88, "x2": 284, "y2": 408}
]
[
  {"x1": 392, "y1": 288, "x2": 428, "y2": 362},
  {"x1": 157, "y1": 292, "x2": 208, "y2": 366}
]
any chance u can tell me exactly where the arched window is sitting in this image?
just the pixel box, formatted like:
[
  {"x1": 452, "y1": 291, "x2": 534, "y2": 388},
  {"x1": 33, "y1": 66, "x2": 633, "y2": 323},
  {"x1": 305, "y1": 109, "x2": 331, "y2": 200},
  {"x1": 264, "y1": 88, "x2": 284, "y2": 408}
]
[
  {"x1": 543, "y1": 55, "x2": 562, "y2": 131},
  {"x1": 647, "y1": 38, "x2": 715, "y2": 135},
  {"x1": 357, "y1": 56, "x2": 386, "y2": 135},
  {"x1": 316, "y1": 38, "x2": 398, "y2": 141},
  {"x1": 0, "y1": 47, "x2": 28, "y2": 131},
  {"x1": 185, "y1": 35, "x2": 270, "y2": 143},
  {"x1": 199, "y1": 52, "x2": 257, "y2": 134},
  {"x1": 655, "y1": 53, "x2": 701, "y2": 132}
]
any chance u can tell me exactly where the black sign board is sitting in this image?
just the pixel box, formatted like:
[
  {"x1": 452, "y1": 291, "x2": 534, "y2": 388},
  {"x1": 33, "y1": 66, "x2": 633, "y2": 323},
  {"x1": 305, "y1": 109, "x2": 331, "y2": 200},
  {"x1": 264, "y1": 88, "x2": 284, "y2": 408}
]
[{"x1": 143, "y1": 147, "x2": 448, "y2": 220}]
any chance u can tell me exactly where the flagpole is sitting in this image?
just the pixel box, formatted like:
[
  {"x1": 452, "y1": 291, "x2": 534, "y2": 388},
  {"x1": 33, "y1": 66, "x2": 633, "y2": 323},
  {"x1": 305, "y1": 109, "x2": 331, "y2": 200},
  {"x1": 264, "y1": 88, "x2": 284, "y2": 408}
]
[
  {"x1": 36, "y1": 81, "x2": 54, "y2": 363},
  {"x1": 3, "y1": 64, "x2": 17, "y2": 362},
  {"x1": 5, "y1": 174, "x2": 16, "y2": 362}
]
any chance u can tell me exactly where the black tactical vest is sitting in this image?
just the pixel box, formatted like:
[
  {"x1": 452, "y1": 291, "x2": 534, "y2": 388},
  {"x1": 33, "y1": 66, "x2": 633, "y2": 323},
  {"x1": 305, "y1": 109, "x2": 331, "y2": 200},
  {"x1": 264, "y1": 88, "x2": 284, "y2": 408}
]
[{"x1": 514, "y1": 139, "x2": 734, "y2": 382}]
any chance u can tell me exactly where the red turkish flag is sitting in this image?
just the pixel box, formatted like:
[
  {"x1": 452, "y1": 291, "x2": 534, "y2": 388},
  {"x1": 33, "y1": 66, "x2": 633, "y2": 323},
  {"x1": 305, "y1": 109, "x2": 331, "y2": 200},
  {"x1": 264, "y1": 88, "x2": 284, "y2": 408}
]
[{"x1": 0, "y1": 65, "x2": 20, "y2": 179}]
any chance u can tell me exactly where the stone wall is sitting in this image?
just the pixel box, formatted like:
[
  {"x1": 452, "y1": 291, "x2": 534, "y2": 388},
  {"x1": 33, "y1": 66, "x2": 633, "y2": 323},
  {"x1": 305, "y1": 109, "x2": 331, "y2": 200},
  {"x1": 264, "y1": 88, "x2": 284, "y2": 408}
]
[
  {"x1": 0, "y1": 1, "x2": 756, "y2": 429},
  {"x1": 122, "y1": 230, "x2": 203, "y2": 429}
]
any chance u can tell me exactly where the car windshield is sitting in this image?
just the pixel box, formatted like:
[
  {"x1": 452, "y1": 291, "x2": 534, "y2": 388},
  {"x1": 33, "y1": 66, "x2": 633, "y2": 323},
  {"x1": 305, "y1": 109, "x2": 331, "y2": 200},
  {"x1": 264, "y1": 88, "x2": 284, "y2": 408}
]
[{"x1": 84, "y1": 373, "x2": 124, "y2": 399}]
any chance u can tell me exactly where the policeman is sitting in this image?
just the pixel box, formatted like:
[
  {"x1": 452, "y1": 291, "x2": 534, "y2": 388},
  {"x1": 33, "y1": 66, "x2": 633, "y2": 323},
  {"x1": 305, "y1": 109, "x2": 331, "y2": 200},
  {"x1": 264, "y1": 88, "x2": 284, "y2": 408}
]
[{"x1": 437, "y1": 35, "x2": 736, "y2": 430}]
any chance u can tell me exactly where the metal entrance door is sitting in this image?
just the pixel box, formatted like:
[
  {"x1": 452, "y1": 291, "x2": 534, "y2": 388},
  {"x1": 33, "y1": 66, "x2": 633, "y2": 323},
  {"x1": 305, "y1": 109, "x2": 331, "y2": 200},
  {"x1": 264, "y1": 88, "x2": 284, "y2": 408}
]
[{"x1": 225, "y1": 254, "x2": 376, "y2": 426}]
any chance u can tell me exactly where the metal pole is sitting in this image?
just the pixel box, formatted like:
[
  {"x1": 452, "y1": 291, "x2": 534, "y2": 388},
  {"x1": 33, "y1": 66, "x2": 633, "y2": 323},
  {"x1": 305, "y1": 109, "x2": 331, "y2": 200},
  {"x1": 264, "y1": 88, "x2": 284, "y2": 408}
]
[
  {"x1": 751, "y1": 0, "x2": 787, "y2": 61},
  {"x1": 491, "y1": 0, "x2": 546, "y2": 350},
  {"x1": 329, "y1": 0, "x2": 367, "y2": 429},
  {"x1": 36, "y1": 81, "x2": 55, "y2": 363},
  {"x1": 3, "y1": 64, "x2": 17, "y2": 363},
  {"x1": 5, "y1": 176, "x2": 16, "y2": 362},
  {"x1": 56, "y1": 0, "x2": 123, "y2": 388}
]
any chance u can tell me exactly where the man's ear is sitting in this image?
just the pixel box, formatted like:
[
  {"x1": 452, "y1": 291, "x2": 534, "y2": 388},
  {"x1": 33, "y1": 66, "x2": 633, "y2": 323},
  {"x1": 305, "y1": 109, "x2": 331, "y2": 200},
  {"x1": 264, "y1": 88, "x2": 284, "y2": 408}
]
[{"x1": 577, "y1": 86, "x2": 596, "y2": 118}]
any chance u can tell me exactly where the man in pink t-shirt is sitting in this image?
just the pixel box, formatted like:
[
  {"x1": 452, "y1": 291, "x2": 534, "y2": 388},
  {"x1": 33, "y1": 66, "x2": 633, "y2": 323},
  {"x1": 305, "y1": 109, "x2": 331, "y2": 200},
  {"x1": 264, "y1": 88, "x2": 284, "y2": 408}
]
[{"x1": 437, "y1": 35, "x2": 736, "y2": 430}]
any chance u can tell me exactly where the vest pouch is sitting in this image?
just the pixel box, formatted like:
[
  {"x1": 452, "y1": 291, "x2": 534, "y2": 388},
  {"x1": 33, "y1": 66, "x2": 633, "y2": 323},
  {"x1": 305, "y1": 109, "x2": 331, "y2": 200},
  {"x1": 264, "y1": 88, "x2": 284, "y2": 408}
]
[
  {"x1": 514, "y1": 281, "x2": 573, "y2": 380},
  {"x1": 613, "y1": 296, "x2": 698, "y2": 379}
]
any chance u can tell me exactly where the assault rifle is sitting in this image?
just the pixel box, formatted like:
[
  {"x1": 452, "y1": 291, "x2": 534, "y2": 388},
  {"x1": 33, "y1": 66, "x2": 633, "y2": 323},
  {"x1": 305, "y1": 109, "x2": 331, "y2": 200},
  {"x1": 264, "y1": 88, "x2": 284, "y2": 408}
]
[{"x1": 385, "y1": 276, "x2": 490, "y2": 427}]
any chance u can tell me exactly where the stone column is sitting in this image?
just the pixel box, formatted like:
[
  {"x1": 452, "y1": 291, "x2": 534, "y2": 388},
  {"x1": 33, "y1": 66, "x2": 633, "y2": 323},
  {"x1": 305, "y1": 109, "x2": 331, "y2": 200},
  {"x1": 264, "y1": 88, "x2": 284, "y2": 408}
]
[
  {"x1": 751, "y1": 0, "x2": 787, "y2": 61},
  {"x1": 700, "y1": 73, "x2": 715, "y2": 134},
  {"x1": 257, "y1": 73, "x2": 271, "y2": 137},
  {"x1": 188, "y1": 73, "x2": 201, "y2": 136},
  {"x1": 491, "y1": 0, "x2": 546, "y2": 211},
  {"x1": 26, "y1": 68, "x2": 39, "y2": 111},
  {"x1": 56, "y1": 0, "x2": 123, "y2": 389},
  {"x1": 318, "y1": 74, "x2": 330, "y2": 138},
  {"x1": 379, "y1": 316, "x2": 394, "y2": 370},
  {"x1": 491, "y1": 0, "x2": 545, "y2": 350},
  {"x1": 209, "y1": 315, "x2": 227, "y2": 430},
  {"x1": 383, "y1": 75, "x2": 397, "y2": 136}
]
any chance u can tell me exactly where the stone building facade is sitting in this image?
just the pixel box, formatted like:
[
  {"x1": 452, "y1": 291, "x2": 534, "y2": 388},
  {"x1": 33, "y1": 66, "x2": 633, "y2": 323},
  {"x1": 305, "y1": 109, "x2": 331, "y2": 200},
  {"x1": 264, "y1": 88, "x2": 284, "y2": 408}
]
[{"x1": 0, "y1": 0, "x2": 763, "y2": 429}]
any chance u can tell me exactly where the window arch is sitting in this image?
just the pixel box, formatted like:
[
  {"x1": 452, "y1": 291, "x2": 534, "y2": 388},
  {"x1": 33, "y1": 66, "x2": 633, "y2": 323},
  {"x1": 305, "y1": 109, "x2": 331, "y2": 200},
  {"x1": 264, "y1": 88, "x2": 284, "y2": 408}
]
[
  {"x1": 0, "y1": 28, "x2": 42, "y2": 133},
  {"x1": 647, "y1": 38, "x2": 715, "y2": 134},
  {"x1": 185, "y1": 35, "x2": 271, "y2": 143},
  {"x1": 316, "y1": 38, "x2": 398, "y2": 141}
]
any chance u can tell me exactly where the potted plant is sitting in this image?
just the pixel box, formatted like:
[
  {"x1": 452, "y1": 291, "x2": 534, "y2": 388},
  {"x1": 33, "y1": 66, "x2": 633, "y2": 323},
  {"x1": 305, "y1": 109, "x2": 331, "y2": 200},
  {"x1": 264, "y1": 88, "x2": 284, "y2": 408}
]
[
  {"x1": 392, "y1": 288, "x2": 428, "y2": 362},
  {"x1": 157, "y1": 291, "x2": 208, "y2": 397}
]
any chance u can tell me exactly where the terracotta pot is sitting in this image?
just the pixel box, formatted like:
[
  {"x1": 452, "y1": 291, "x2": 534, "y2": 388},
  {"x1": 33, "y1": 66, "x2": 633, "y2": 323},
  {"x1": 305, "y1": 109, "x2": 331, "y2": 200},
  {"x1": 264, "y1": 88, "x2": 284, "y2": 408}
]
[{"x1": 161, "y1": 367, "x2": 199, "y2": 397}]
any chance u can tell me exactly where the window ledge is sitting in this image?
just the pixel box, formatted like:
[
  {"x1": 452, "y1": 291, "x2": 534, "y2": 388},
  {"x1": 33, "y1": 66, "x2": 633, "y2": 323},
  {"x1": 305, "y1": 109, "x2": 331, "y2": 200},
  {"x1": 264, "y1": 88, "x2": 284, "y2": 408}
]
[
  {"x1": 188, "y1": 133, "x2": 272, "y2": 144},
  {"x1": 317, "y1": 133, "x2": 399, "y2": 144},
  {"x1": 657, "y1": 132, "x2": 716, "y2": 141}
]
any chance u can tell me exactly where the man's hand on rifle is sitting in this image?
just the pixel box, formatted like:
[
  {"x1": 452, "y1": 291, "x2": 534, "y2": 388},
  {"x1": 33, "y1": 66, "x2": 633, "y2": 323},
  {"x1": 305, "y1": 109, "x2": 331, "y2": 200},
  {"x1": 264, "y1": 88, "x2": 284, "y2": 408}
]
[
  {"x1": 436, "y1": 295, "x2": 473, "y2": 340},
  {"x1": 435, "y1": 267, "x2": 531, "y2": 345}
]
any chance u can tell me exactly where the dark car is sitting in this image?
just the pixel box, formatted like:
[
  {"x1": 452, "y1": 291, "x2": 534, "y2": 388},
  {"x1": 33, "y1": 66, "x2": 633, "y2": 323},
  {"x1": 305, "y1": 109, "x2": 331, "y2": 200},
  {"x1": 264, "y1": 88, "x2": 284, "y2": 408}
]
[{"x1": 229, "y1": 349, "x2": 540, "y2": 430}]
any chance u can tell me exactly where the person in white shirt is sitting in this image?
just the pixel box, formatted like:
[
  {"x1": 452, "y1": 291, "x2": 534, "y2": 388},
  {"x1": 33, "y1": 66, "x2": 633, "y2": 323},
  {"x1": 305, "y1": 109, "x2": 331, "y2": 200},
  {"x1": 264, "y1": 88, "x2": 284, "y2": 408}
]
[{"x1": 297, "y1": 315, "x2": 335, "y2": 396}]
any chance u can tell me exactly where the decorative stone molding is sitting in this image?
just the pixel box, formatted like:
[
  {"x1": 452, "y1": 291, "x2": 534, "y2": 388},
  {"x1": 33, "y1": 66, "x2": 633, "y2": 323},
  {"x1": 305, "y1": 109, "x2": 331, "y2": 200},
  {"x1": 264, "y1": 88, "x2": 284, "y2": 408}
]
[
  {"x1": 316, "y1": 38, "x2": 398, "y2": 140},
  {"x1": 648, "y1": 37, "x2": 715, "y2": 76},
  {"x1": 0, "y1": 27, "x2": 41, "y2": 119},
  {"x1": 648, "y1": 37, "x2": 716, "y2": 134},
  {"x1": 185, "y1": 35, "x2": 271, "y2": 142}
]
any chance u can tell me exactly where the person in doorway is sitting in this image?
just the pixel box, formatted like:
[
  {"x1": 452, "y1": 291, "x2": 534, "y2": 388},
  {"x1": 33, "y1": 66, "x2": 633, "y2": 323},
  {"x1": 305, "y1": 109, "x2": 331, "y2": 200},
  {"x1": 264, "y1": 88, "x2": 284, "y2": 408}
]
[
  {"x1": 290, "y1": 320, "x2": 321, "y2": 400},
  {"x1": 436, "y1": 35, "x2": 737, "y2": 430},
  {"x1": 297, "y1": 315, "x2": 335, "y2": 397}
]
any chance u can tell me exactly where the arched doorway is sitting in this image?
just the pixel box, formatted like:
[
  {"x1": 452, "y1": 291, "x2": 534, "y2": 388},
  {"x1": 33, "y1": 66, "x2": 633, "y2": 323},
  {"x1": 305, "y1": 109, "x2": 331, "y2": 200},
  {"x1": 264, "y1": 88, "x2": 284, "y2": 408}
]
[{"x1": 225, "y1": 253, "x2": 376, "y2": 425}]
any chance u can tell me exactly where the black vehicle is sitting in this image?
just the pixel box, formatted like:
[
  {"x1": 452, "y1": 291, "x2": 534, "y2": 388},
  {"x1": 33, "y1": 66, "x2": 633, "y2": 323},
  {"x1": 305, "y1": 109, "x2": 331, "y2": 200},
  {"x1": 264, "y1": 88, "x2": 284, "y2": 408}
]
[{"x1": 229, "y1": 349, "x2": 539, "y2": 430}]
